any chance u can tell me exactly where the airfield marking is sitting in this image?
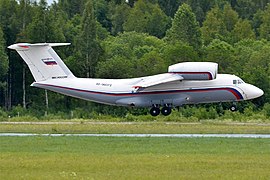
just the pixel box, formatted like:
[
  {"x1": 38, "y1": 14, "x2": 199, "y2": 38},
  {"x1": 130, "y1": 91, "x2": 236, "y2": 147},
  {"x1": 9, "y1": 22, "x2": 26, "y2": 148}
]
[
  {"x1": 0, "y1": 121, "x2": 202, "y2": 125},
  {"x1": 1, "y1": 122, "x2": 270, "y2": 126},
  {"x1": 0, "y1": 133, "x2": 270, "y2": 138}
]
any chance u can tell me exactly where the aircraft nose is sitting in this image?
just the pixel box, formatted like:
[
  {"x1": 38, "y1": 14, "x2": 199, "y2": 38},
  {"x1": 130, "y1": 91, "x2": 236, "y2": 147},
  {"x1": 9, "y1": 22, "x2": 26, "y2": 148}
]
[{"x1": 243, "y1": 84, "x2": 264, "y2": 100}]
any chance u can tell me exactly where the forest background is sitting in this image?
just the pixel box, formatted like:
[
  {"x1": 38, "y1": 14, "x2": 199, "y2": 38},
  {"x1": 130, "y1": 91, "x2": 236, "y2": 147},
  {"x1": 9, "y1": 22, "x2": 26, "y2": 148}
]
[{"x1": 0, "y1": 0, "x2": 270, "y2": 121}]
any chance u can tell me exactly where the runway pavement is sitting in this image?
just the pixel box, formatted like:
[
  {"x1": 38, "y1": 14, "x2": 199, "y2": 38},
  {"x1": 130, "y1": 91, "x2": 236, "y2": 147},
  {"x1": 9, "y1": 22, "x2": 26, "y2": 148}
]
[
  {"x1": 1, "y1": 121, "x2": 270, "y2": 125},
  {"x1": 0, "y1": 133, "x2": 270, "y2": 138}
]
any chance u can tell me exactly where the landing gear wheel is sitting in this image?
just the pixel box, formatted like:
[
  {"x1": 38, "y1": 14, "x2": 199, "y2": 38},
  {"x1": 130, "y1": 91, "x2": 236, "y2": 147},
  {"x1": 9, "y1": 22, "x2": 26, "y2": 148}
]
[
  {"x1": 150, "y1": 107, "x2": 160, "y2": 116},
  {"x1": 161, "y1": 107, "x2": 172, "y2": 116},
  {"x1": 230, "y1": 105, "x2": 237, "y2": 112}
]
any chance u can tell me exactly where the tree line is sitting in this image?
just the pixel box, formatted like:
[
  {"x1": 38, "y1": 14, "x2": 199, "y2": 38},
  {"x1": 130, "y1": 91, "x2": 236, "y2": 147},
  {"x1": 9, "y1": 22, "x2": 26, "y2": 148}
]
[{"x1": 0, "y1": 0, "x2": 270, "y2": 118}]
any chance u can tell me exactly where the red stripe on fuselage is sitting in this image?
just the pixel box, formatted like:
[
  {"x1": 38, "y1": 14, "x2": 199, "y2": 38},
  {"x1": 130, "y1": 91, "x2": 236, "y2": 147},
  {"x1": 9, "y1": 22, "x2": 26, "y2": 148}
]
[
  {"x1": 34, "y1": 83, "x2": 243, "y2": 100},
  {"x1": 226, "y1": 88, "x2": 242, "y2": 100}
]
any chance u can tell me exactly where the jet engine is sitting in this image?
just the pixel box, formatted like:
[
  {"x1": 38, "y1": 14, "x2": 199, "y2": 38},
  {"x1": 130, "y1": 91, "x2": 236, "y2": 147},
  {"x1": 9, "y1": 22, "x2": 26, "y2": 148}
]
[{"x1": 168, "y1": 62, "x2": 218, "y2": 80}]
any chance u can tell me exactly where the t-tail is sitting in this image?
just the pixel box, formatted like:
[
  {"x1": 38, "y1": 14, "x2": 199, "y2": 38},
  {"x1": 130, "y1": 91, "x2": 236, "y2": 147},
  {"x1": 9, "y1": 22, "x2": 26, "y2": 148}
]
[{"x1": 8, "y1": 43, "x2": 75, "y2": 82}]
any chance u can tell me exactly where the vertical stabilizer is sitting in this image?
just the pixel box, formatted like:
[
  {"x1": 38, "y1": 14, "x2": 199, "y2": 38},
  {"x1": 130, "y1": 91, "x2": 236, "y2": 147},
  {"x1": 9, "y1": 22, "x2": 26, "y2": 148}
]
[{"x1": 8, "y1": 43, "x2": 75, "y2": 82}]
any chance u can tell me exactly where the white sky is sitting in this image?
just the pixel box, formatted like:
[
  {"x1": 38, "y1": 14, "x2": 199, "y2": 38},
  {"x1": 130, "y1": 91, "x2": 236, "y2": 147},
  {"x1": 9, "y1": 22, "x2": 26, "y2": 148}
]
[
  {"x1": 32, "y1": 0, "x2": 57, "y2": 5},
  {"x1": 46, "y1": 0, "x2": 57, "y2": 5}
]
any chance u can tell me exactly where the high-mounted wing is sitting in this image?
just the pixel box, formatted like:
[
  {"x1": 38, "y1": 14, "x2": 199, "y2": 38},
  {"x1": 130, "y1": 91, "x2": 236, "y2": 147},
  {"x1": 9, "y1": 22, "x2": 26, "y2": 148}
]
[
  {"x1": 132, "y1": 62, "x2": 218, "y2": 92},
  {"x1": 133, "y1": 73, "x2": 183, "y2": 90}
]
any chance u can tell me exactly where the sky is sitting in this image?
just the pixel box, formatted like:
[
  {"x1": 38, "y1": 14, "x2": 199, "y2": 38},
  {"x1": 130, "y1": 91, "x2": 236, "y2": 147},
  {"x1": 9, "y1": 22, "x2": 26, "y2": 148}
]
[
  {"x1": 47, "y1": 0, "x2": 57, "y2": 5},
  {"x1": 32, "y1": 0, "x2": 57, "y2": 6}
]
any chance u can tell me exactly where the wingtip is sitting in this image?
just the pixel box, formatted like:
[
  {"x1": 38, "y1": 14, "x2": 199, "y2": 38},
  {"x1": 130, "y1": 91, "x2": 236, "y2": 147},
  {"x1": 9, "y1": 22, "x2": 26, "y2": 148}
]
[{"x1": 8, "y1": 43, "x2": 30, "y2": 50}]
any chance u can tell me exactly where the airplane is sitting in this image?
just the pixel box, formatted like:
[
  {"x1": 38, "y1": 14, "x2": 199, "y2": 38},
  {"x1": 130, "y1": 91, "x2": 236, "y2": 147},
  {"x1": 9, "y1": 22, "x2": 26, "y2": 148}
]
[{"x1": 8, "y1": 43, "x2": 264, "y2": 116}]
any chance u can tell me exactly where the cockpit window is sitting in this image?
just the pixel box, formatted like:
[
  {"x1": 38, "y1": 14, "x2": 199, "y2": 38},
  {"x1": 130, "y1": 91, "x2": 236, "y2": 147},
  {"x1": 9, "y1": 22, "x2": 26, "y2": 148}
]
[{"x1": 233, "y1": 79, "x2": 244, "y2": 84}]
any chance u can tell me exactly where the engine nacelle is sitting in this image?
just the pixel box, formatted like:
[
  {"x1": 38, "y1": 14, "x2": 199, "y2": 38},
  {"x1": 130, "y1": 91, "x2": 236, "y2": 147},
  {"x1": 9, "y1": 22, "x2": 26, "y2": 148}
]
[{"x1": 168, "y1": 62, "x2": 218, "y2": 80}]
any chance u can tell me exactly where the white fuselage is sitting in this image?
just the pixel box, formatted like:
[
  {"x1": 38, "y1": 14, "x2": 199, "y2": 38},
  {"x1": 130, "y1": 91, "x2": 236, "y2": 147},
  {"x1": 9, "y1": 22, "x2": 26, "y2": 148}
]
[
  {"x1": 8, "y1": 43, "x2": 264, "y2": 116},
  {"x1": 32, "y1": 73, "x2": 263, "y2": 108}
]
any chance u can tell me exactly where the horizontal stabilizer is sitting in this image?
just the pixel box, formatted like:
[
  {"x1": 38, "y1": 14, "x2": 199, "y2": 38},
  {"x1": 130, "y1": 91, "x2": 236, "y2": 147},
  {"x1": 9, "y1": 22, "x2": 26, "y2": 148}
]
[{"x1": 8, "y1": 43, "x2": 70, "y2": 51}]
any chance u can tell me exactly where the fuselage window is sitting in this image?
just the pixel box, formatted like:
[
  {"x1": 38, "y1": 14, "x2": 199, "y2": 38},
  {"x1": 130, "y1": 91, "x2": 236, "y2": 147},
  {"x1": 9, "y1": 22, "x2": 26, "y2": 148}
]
[
  {"x1": 233, "y1": 79, "x2": 245, "y2": 85},
  {"x1": 238, "y1": 79, "x2": 244, "y2": 84}
]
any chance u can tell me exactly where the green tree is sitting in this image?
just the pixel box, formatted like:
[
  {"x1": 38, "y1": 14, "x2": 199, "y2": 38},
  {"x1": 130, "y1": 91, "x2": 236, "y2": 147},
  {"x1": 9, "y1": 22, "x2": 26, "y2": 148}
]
[
  {"x1": 232, "y1": 0, "x2": 269, "y2": 20},
  {"x1": 76, "y1": 0, "x2": 102, "y2": 78},
  {"x1": 109, "y1": 2, "x2": 130, "y2": 35},
  {"x1": 223, "y1": 3, "x2": 238, "y2": 32},
  {"x1": 232, "y1": 40, "x2": 269, "y2": 108},
  {"x1": 0, "y1": 0, "x2": 20, "y2": 45},
  {"x1": 137, "y1": 51, "x2": 167, "y2": 76},
  {"x1": 231, "y1": 19, "x2": 255, "y2": 43},
  {"x1": 161, "y1": 43, "x2": 199, "y2": 65},
  {"x1": 201, "y1": 4, "x2": 239, "y2": 45},
  {"x1": 93, "y1": 0, "x2": 111, "y2": 31},
  {"x1": 233, "y1": 39, "x2": 266, "y2": 76},
  {"x1": 186, "y1": 0, "x2": 206, "y2": 25},
  {"x1": 96, "y1": 56, "x2": 133, "y2": 78},
  {"x1": 166, "y1": 3, "x2": 202, "y2": 49},
  {"x1": 64, "y1": 14, "x2": 82, "y2": 44},
  {"x1": 26, "y1": 0, "x2": 66, "y2": 42},
  {"x1": 259, "y1": 4, "x2": 270, "y2": 40},
  {"x1": 243, "y1": 44, "x2": 270, "y2": 105},
  {"x1": 96, "y1": 31, "x2": 166, "y2": 78},
  {"x1": 16, "y1": 0, "x2": 33, "y2": 42},
  {"x1": 123, "y1": 0, "x2": 170, "y2": 38},
  {"x1": 0, "y1": 0, "x2": 21, "y2": 109},
  {"x1": 204, "y1": 39, "x2": 235, "y2": 73},
  {"x1": 201, "y1": 6, "x2": 226, "y2": 45},
  {"x1": 0, "y1": 27, "x2": 8, "y2": 106},
  {"x1": 58, "y1": 0, "x2": 86, "y2": 18},
  {"x1": 157, "y1": 0, "x2": 182, "y2": 17},
  {"x1": 252, "y1": 9, "x2": 264, "y2": 37}
]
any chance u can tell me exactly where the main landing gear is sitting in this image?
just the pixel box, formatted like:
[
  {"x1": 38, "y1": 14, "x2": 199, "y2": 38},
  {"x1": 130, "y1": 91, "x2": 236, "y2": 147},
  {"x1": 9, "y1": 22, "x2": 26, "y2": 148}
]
[
  {"x1": 150, "y1": 105, "x2": 172, "y2": 116},
  {"x1": 161, "y1": 106, "x2": 172, "y2": 116},
  {"x1": 150, "y1": 107, "x2": 160, "y2": 116}
]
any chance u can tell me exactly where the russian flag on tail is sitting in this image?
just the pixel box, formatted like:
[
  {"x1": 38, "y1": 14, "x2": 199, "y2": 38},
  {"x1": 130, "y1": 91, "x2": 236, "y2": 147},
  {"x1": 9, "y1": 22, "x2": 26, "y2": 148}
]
[{"x1": 42, "y1": 57, "x2": 57, "y2": 65}]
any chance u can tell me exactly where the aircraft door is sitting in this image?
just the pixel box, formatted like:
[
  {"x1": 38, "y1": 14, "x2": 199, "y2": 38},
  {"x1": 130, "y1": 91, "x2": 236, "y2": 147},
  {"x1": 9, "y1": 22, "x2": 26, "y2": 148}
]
[{"x1": 232, "y1": 79, "x2": 247, "y2": 99}]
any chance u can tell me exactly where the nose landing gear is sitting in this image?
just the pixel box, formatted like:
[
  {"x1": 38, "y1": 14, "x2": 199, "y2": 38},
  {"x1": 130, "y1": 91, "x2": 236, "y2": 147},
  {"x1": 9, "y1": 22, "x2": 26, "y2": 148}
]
[{"x1": 230, "y1": 104, "x2": 237, "y2": 112}]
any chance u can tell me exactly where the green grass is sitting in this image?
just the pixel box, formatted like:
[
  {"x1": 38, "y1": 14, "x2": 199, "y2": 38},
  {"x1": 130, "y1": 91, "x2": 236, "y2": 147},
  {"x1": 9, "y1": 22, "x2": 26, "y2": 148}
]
[
  {"x1": 0, "y1": 136, "x2": 269, "y2": 179},
  {"x1": 1, "y1": 122, "x2": 269, "y2": 179},
  {"x1": 1, "y1": 122, "x2": 270, "y2": 134}
]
